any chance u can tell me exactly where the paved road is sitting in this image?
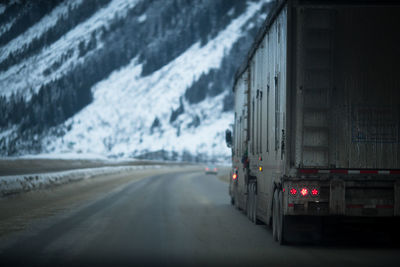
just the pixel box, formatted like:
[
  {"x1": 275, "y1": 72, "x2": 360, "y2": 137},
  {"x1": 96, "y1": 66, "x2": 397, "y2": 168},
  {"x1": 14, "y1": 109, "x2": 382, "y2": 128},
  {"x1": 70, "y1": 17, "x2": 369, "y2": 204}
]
[{"x1": 0, "y1": 168, "x2": 398, "y2": 267}]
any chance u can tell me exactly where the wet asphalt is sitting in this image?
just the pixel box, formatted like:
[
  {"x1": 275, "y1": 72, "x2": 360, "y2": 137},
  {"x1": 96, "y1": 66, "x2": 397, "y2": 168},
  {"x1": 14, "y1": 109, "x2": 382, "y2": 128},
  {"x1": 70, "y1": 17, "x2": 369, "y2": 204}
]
[{"x1": 0, "y1": 169, "x2": 399, "y2": 267}]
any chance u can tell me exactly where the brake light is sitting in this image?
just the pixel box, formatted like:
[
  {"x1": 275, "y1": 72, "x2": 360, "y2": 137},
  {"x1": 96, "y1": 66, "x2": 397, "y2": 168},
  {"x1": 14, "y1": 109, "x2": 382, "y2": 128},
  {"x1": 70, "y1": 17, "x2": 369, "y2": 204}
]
[
  {"x1": 311, "y1": 188, "x2": 319, "y2": 196},
  {"x1": 300, "y1": 188, "x2": 309, "y2": 196},
  {"x1": 214, "y1": 168, "x2": 217, "y2": 172},
  {"x1": 232, "y1": 173, "x2": 238, "y2": 180},
  {"x1": 289, "y1": 188, "x2": 297, "y2": 195},
  {"x1": 206, "y1": 168, "x2": 209, "y2": 171}
]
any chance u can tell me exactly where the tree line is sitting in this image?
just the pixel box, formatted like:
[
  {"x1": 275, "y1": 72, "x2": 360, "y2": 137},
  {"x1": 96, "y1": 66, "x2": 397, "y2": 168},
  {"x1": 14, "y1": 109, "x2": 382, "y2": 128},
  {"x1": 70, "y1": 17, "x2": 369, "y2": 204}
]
[{"x1": 0, "y1": 0, "x2": 111, "y2": 72}]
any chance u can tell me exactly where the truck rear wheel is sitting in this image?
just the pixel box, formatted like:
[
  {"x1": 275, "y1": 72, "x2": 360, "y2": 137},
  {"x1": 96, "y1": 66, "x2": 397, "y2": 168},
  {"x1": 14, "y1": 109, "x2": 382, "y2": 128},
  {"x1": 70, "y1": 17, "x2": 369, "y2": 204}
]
[
  {"x1": 246, "y1": 182, "x2": 256, "y2": 223},
  {"x1": 249, "y1": 182, "x2": 257, "y2": 223},
  {"x1": 272, "y1": 190, "x2": 287, "y2": 245},
  {"x1": 246, "y1": 184, "x2": 251, "y2": 220},
  {"x1": 246, "y1": 186, "x2": 251, "y2": 219},
  {"x1": 234, "y1": 186, "x2": 240, "y2": 210}
]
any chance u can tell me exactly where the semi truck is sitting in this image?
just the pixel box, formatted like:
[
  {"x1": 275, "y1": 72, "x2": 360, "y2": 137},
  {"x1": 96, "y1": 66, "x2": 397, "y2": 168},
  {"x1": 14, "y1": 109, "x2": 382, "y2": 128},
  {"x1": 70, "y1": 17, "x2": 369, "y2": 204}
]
[{"x1": 225, "y1": 0, "x2": 400, "y2": 244}]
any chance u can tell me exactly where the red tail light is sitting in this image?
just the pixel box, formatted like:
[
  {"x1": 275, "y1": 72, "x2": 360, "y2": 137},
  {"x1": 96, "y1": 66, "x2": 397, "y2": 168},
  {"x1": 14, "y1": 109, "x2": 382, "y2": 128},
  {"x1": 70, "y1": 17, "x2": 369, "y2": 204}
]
[
  {"x1": 300, "y1": 188, "x2": 309, "y2": 196},
  {"x1": 214, "y1": 168, "x2": 217, "y2": 172},
  {"x1": 311, "y1": 188, "x2": 319, "y2": 196},
  {"x1": 289, "y1": 188, "x2": 297, "y2": 195},
  {"x1": 206, "y1": 168, "x2": 209, "y2": 171}
]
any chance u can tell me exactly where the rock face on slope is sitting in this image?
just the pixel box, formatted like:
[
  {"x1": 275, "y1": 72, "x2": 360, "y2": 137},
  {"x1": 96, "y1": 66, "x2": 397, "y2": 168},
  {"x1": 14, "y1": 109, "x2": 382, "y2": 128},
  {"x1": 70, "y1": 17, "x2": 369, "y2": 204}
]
[{"x1": 0, "y1": 0, "x2": 272, "y2": 161}]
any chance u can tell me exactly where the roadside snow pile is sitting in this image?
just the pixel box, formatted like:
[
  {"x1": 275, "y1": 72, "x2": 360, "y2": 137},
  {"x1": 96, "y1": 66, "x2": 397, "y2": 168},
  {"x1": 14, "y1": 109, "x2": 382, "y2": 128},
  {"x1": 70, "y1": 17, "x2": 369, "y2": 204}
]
[{"x1": 0, "y1": 165, "x2": 161, "y2": 196}]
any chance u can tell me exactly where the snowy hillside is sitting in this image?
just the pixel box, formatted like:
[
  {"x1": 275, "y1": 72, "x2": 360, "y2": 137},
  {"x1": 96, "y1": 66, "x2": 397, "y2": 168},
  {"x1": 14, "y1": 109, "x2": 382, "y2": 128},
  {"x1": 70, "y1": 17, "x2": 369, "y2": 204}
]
[
  {"x1": 0, "y1": 0, "x2": 138, "y2": 99},
  {"x1": 0, "y1": 0, "x2": 272, "y2": 161}
]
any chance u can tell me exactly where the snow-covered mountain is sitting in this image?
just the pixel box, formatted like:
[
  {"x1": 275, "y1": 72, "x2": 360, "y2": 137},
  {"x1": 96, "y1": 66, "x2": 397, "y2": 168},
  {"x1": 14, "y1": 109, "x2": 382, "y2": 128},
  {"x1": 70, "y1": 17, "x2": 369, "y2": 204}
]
[{"x1": 0, "y1": 0, "x2": 272, "y2": 161}]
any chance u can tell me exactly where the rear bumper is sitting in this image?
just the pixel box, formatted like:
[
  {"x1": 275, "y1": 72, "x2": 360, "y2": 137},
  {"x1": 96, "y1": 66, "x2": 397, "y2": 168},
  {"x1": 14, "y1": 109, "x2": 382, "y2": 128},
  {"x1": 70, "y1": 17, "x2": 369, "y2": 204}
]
[{"x1": 283, "y1": 177, "x2": 400, "y2": 217}]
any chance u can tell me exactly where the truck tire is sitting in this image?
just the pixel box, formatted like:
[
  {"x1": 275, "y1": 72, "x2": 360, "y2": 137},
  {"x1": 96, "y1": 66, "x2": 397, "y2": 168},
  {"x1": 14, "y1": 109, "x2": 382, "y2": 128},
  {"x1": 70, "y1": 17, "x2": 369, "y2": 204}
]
[
  {"x1": 234, "y1": 186, "x2": 240, "y2": 210},
  {"x1": 272, "y1": 192, "x2": 278, "y2": 241},
  {"x1": 272, "y1": 190, "x2": 287, "y2": 245},
  {"x1": 246, "y1": 182, "x2": 258, "y2": 224},
  {"x1": 251, "y1": 182, "x2": 257, "y2": 223},
  {"x1": 246, "y1": 183, "x2": 251, "y2": 220}
]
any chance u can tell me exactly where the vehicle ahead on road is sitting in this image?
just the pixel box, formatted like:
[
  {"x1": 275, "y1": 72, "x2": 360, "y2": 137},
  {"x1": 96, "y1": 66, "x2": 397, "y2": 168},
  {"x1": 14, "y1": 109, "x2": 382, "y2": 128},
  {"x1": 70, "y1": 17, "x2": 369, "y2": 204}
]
[
  {"x1": 226, "y1": 0, "x2": 400, "y2": 244},
  {"x1": 205, "y1": 165, "x2": 218, "y2": 175}
]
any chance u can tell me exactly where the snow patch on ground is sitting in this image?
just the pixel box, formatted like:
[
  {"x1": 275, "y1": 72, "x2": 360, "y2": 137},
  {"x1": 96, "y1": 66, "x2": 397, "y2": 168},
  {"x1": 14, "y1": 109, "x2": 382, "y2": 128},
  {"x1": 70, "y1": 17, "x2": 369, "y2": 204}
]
[
  {"x1": 137, "y1": 14, "x2": 146, "y2": 23},
  {"x1": 0, "y1": 4, "x2": 5, "y2": 14},
  {"x1": 0, "y1": 1, "x2": 24, "y2": 36},
  {"x1": 0, "y1": 126, "x2": 17, "y2": 140},
  {"x1": 0, "y1": 18, "x2": 16, "y2": 37},
  {"x1": 0, "y1": 165, "x2": 161, "y2": 196}
]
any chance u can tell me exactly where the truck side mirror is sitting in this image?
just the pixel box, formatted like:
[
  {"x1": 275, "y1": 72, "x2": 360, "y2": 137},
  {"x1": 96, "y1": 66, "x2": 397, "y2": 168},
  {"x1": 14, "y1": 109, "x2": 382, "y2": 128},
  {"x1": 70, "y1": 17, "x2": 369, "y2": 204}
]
[{"x1": 225, "y1": 129, "x2": 232, "y2": 148}]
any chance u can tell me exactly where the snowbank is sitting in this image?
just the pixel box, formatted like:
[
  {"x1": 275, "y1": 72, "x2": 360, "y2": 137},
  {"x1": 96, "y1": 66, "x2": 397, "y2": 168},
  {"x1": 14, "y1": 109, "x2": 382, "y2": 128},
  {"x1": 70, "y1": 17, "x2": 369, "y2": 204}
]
[{"x1": 0, "y1": 165, "x2": 160, "y2": 197}]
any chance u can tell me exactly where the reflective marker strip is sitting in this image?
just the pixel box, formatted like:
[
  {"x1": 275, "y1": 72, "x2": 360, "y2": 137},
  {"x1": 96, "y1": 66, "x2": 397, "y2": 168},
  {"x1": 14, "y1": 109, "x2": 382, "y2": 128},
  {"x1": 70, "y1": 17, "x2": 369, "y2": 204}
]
[{"x1": 299, "y1": 169, "x2": 400, "y2": 175}]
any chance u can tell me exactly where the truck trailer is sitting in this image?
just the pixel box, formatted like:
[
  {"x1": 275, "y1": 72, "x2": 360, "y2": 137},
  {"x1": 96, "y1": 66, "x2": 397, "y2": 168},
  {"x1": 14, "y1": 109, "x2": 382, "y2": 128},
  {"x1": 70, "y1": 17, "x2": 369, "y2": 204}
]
[{"x1": 226, "y1": 0, "x2": 400, "y2": 244}]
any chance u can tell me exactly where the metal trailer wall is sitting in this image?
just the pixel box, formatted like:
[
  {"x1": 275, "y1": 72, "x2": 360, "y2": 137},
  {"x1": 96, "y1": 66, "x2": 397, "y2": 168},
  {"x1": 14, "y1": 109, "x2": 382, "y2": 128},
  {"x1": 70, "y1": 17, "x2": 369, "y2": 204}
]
[
  {"x1": 230, "y1": 0, "x2": 289, "y2": 210},
  {"x1": 232, "y1": 69, "x2": 249, "y2": 207},
  {"x1": 293, "y1": 3, "x2": 400, "y2": 169},
  {"x1": 230, "y1": 1, "x2": 400, "y2": 236},
  {"x1": 244, "y1": 4, "x2": 288, "y2": 219}
]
